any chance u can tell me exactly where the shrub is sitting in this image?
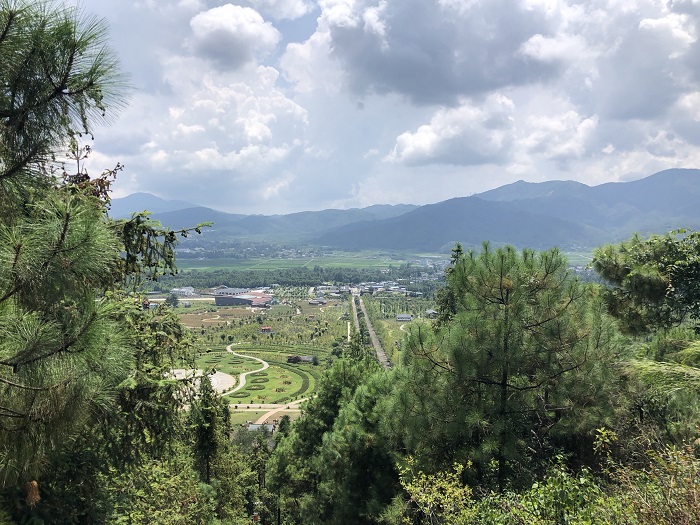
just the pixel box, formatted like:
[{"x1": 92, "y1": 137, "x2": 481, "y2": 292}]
[{"x1": 229, "y1": 391, "x2": 249, "y2": 398}]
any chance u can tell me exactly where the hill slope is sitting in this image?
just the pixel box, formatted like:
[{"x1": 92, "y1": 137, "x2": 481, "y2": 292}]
[
  {"x1": 315, "y1": 169, "x2": 700, "y2": 251},
  {"x1": 110, "y1": 169, "x2": 700, "y2": 252}
]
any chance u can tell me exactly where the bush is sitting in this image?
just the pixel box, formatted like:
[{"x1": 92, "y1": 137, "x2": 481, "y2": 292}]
[{"x1": 230, "y1": 392, "x2": 249, "y2": 399}]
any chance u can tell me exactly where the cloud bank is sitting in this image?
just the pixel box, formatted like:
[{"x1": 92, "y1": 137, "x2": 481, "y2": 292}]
[{"x1": 74, "y1": 0, "x2": 700, "y2": 213}]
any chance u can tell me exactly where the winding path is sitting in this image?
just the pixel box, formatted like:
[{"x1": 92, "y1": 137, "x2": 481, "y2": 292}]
[
  {"x1": 226, "y1": 344, "x2": 269, "y2": 393},
  {"x1": 175, "y1": 346, "x2": 310, "y2": 424},
  {"x1": 171, "y1": 345, "x2": 269, "y2": 395}
]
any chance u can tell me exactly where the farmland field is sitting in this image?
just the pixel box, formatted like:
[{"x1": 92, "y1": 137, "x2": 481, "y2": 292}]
[
  {"x1": 563, "y1": 251, "x2": 594, "y2": 266},
  {"x1": 175, "y1": 252, "x2": 416, "y2": 271},
  {"x1": 175, "y1": 250, "x2": 591, "y2": 272}
]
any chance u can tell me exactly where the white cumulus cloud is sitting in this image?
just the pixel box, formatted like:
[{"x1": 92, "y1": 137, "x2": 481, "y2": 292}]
[
  {"x1": 385, "y1": 94, "x2": 515, "y2": 166},
  {"x1": 189, "y1": 4, "x2": 281, "y2": 69}
]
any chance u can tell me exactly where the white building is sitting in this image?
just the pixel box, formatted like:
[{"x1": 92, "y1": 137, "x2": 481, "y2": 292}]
[{"x1": 171, "y1": 286, "x2": 195, "y2": 296}]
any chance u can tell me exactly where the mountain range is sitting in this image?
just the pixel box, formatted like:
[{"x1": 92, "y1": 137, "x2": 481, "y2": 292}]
[{"x1": 110, "y1": 168, "x2": 700, "y2": 252}]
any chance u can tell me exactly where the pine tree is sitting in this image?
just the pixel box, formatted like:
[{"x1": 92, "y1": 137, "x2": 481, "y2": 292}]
[
  {"x1": 592, "y1": 230, "x2": 700, "y2": 334},
  {"x1": 395, "y1": 243, "x2": 619, "y2": 489},
  {"x1": 190, "y1": 374, "x2": 221, "y2": 485},
  {"x1": 0, "y1": 0, "x2": 128, "y2": 487}
]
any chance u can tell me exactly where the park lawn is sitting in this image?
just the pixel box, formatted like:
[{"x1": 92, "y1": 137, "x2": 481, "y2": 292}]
[
  {"x1": 195, "y1": 351, "x2": 261, "y2": 377},
  {"x1": 223, "y1": 365, "x2": 306, "y2": 404},
  {"x1": 228, "y1": 408, "x2": 303, "y2": 427},
  {"x1": 229, "y1": 410, "x2": 267, "y2": 426},
  {"x1": 223, "y1": 356, "x2": 319, "y2": 404},
  {"x1": 563, "y1": 251, "x2": 593, "y2": 266},
  {"x1": 194, "y1": 344, "x2": 321, "y2": 404}
]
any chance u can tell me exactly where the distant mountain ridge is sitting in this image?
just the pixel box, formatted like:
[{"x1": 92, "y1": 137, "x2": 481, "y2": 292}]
[
  {"x1": 110, "y1": 169, "x2": 700, "y2": 252},
  {"x1": 109, "y1": 192, "x2": 199, "y2": 219}
]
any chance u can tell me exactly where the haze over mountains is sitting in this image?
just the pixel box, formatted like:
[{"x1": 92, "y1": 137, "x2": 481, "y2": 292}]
[{"x1": 110, "y1": 169, "x2": 700, "y2": 252}]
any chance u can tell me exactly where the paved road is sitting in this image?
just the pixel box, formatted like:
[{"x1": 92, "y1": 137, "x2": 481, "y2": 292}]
[
  {"x1": 171, "y1": 368, "x2": 238, "y2": 392},
  {"x1": 350, "y1": 293, "x2": 360, "y2": 333},
  {"x1": 254, "y1": 398, "x2": 308, "y2": 424},
  {"x1": 353, "y1": 293, "x2": 391, "y2": 369}
]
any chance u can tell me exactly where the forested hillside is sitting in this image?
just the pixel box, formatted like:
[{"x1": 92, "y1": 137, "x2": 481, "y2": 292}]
[
  {"x1": 268, "y1": 234, "x2": 700, "y2": 524},
  {"x1": 3, "y1": 2, "x2": 700, "y2": 525}
]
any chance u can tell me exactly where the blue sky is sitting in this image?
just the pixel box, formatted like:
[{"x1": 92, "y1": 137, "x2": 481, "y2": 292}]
[{"x1": 73, "y1": 0, "x2": 700, "y2": 214}]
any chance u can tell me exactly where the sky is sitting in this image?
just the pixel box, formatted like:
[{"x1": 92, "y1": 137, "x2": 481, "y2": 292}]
[{"x1": 71, "y1": 0, "x2": 700, "y2": 215}]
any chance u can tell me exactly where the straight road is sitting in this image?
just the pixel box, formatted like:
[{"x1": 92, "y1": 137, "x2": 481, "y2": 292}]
[{"x1": 352, "y1": 292, "x2": 391, "y2": 369}]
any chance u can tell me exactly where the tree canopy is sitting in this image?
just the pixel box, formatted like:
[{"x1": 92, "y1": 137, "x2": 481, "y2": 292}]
[{"x1": 592, "y1": 230, "x2": 700, "y2": 334}]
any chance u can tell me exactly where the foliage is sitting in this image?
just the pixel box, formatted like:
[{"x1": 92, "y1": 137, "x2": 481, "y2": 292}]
[
  {"x1": 267, "y1": 355, "x2": 380, "y2": 523},
  {"x1": 165, "y1": 292, "x2": 180, "y2": 307},
  {"x1": 392, "y1": 243, "x2": 620, "y2": 489},
  {"x1": 0, "y1": 2, "x2": 212, "y2": 517},
  {"x1": 607, "y1": 444, "x2": 700, "y2": 524},
  {"x1": 314, "y1": 370, "x2": 398, "y2": 524},
  {"x1": 471, "y1": 461, "x2": 611, "y2": 525},
  {"x1": 0, "y1": 0, "x2": 124, "y2": 196},
  {"x1": 157, "y1": 263, "x2": 440, "y2": 290},
  {"x1": 384, "y1": 458, "x2": 475, "y2": 525},
  {"x1": 592, "y1": 230, "x2": 700, "y2": 334},
  {"x1": 105, "y1": 453, "x2": 217, "y2": 525},
  {"x1": 0, "y1": 191, "x2": 133, "y2": 485},
  {"x1": 104, "y1": 294, "x2": 192, "y2": 464},
  {"x1": 0, "y1": 0, "x2": 129, "y2": 486}
]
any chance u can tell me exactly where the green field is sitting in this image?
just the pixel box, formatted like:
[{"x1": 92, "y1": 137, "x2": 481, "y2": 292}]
[
  {"x1": 175, "y1": 253, "x2": 417, "y2": 271},
  {"x1": 563, "y1": 251, "x2": 594, "y2": 266},
  {"x1": 176, "y1": 250, "x2": 592, "y2": 272},
  {"x1": 194, "y1": 345, "x2": 324, "y2": 405}
]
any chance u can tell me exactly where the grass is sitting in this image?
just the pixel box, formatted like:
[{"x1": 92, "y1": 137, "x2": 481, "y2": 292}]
[
  {"x1": 182, "y1": 293, "x2": 344, "y2": 406},
  {"x1": 563, "y1": 251, "x2": 594, "y2": 266},
  {"x1": 174, "y1": 253, "x2": 417, "y2": 271},
  {"x1": 192, "y1": 345, "x2": 322, "y2": 404},
  {"x1": 229, "y1": 410, "x2": 267, "y2": 426}
]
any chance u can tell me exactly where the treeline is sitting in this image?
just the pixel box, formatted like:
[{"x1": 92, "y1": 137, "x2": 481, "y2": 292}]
[{"x1": 158, "y1": 265, "x2": 438, "y2": 290}]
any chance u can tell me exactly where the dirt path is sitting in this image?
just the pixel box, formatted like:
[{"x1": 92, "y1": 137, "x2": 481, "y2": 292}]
[{"x1": 254, "y1": 398, "x2": 309, "y2": 424}]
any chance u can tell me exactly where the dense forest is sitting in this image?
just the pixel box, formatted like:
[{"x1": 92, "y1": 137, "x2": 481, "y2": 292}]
[{"x1": 3, "y1": 2, "x2": 700, "y2": 524}]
